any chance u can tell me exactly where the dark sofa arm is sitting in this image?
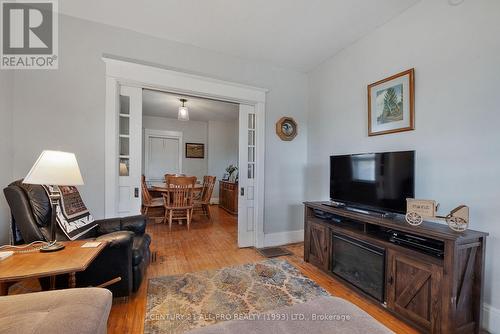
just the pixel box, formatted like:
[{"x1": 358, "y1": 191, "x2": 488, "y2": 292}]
[
  {"x1": 95, "y1": 215, "x2": 148, "y2": 236},
  {"x1": 76, "y1": 231, "x2": 134, "y2": 297},
  {"x1": 95, "y1": 230, "x2": 134, "y2": 247},
  {"x1": 121, "y1": 215, "x2": 148, "y2": 235}
]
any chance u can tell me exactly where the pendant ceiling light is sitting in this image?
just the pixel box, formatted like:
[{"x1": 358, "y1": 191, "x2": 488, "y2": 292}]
[{"x1": 178, "y1": 98, "x2": 189, "y2": 121}]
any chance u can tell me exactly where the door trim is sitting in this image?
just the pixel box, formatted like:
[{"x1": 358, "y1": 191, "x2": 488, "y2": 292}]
[
  {"x1": 103, "y1": 56, "x2": 268, "y2": 248},
  {"x1": 144, "y1": 129, "x2": 183, "y2": 182}
]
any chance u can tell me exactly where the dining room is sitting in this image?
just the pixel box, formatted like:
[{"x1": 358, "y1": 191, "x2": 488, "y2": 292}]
[{"x1": 140, "y1": 89, "x2": 240, "y2": 231}]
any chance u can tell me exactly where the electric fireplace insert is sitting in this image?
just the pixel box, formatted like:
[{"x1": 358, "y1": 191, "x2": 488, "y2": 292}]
[{"x1": 331, "y1": 233, "x2": 385, "y2": 302}]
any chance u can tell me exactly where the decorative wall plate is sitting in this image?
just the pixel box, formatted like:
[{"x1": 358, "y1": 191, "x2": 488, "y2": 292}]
[{"x1": 276, "y1": 117, "x2": 298, "y2": 141}]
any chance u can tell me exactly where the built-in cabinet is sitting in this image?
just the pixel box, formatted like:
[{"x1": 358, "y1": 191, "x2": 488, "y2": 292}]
[{"x1": 303, "y1": 202, "x2": 488, "y2": 334}]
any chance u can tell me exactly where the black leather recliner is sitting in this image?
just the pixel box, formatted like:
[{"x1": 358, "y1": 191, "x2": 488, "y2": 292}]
[{"x1": 3, "y1": 180, "x2": 151, "y2": 297}]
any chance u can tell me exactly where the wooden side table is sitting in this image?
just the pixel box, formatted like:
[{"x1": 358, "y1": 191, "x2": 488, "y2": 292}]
[{"x1": 0, "y1": 240, "x2": 107, "y2": 296}]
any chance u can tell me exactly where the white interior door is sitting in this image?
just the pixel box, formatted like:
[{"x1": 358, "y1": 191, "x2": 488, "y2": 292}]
[
  {"x1": 144, "y1": 129, "x2": 183, "y2": 183},
  {"x1": 117, "y1": 86, "x2": 142, "y2": 216},
  {"x1": 238, "y1": 104, "x2": 256, "y2": 247},
  {"x1": 148, "y1": 137, "x2": 179, "y2": 180}
]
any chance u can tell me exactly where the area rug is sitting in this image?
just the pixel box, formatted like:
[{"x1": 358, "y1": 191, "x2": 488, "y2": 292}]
[{"x1": 144, "y1": 259, "x2": 329, "y2": 334}]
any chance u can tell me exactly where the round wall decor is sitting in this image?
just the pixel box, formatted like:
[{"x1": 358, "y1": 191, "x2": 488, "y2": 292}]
[{"x1": 276, "y1": 117, "x2": 298, "y2": 141}]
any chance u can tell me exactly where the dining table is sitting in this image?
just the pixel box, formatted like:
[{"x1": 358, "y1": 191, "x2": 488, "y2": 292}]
[{"x1": 150, "y1": 182, "x2": 204, "y2": 194}]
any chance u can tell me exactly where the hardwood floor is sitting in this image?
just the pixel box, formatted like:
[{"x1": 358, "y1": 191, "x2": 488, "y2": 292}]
[
  {"x1": 7, "y1": 206, "x2": 416, "y2": 332},
  {"x1": 107, "y1": 206, "x2": 418, "y2": 334}
]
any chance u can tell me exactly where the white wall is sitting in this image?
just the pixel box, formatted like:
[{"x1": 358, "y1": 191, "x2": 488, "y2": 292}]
[
  {"x1": 0, "y1": 72, "x2": 13, "y2": 244},
  {"x1": 11, "y1": 14, "x2": 308, "y2": 236},
  {"x1": 207, "y1": 120, "x2": 239, "y2": 201},
  {"x1": 142, "y1": 116, "x2": 208, "y2": 180},
  {"x1": 307, "y1": 0, "x2": 500, "y2": 331}
]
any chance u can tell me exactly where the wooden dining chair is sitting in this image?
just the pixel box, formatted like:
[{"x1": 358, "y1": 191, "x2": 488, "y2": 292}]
[
  {"x1": 141, "y1": 175, "x2": 164, "y2": 217},
  {"x1": 164, "y1": 173, "x2": 186, "y2": 185},
  {"x1": 194, "y1": 176, "x2": 216, "y2": 221},
  {"x1": 163, "y1": 176, "x2": 197, "y2": 230},
  {"x1": 164, "y1": 174, "x2": 176, "y2": 185}
]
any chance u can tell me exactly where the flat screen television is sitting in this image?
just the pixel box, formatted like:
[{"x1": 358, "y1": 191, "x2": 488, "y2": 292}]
[{"x1": 330, "y1": 151, "x2": 415, "y2": 214}]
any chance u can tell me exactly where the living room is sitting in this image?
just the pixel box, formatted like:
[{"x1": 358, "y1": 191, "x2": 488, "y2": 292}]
[{"x1": 0, "y1": 0, "x2": 498, "y2": 333}]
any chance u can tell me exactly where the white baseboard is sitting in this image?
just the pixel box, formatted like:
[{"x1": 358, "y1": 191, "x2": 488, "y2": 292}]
[
  {"x1": 263, "y1": 230, "x2": 304, "y2": 247},
  {"x1": 210, "y1": 198, "x2": 219, "y2": 205},
  {"x1": 483, "y1": 303, "x2": 500, "y2": 333}
]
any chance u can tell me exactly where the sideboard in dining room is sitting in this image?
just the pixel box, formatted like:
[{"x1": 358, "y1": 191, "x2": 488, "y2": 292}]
[{"x1": 219, "y1": 180, "x2": 238, "y2": 215}]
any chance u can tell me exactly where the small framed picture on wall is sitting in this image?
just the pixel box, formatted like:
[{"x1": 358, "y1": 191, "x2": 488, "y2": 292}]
[
  {"x1": 368, "y1": 68, "x2": 415, "y2": 136},
  {"x1": 185, "y1": 143, "x2": 204, "y2": 159}
]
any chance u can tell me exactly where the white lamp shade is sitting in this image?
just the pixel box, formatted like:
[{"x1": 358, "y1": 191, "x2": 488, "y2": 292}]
[
  {"x1": 178, "y1": 106, "x2": 189, "y2": 121},
  {"x1": 23, "y1": 150, "x2": 84, "y2": 186}
]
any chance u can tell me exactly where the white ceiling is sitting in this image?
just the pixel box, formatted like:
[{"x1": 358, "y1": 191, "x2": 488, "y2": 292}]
[
  {"x1": 59, "y1": 0, "x2": 420, "y2": 71},
  {"x1": 142, "y1": 89, "x2": 239, "y2": 122}
]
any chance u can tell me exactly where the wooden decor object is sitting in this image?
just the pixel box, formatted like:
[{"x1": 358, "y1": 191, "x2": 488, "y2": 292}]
[
  {"x1": 304, "y1": 201, "x2": 488, "y2": 334},
  {"x1": 406, "y1": 198, "x2": 470, "y2": 232},
  {"x1": 405, "y1": 198, "x2": 437, "y2": 226},
  {"x1": 276, "y1": 117, "x2": 298, "y2": 141},
  {"x1": 444, "y1": 205, "x2": 469, "y2": 232}
]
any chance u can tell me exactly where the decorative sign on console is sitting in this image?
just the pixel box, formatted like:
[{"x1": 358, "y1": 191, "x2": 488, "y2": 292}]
[
  {"x1": 406, "y1": 198, "x2": 470, "y2": 232},
  {"x1": 405, "y1": 198, "x2": 437, "y2": 226}
]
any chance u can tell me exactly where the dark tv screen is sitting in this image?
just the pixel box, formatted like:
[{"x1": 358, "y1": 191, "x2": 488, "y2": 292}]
[{"x1": 330, "y1": 151, "x2": 415, "y2": 214}]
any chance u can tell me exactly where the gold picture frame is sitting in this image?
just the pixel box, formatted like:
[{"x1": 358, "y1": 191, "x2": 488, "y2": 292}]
[
  {"x1": 276, "y1": 117, "x2": 298, "y2": 141},
  {"x1": 368, "y1": 68, "x2": 415, "y2": 136},
  {"x1": 185, "y1": 143, "x2": 204, "y2": 159}
]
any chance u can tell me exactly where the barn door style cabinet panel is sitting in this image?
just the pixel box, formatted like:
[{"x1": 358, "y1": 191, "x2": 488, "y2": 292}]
[
  {"x1": 303, "y1": 202, "x2": 488, "y2": 334},
  {"x1": 387, "y1": 250, "x2": 443, "y2": 332},
  {"x1": 304, "y1": 221, "x2": 330, "y2": 271}
]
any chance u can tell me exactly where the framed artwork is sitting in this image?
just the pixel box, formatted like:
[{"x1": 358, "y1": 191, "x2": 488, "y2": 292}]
[
  {"x1": 185, "y1": 143, "x2": 204, "y2": 159},
  {"x1": 368, "y1": 68, "x2": 414, "y2": 136},
  {"x1": 276, "y1": 117, "x2": 298, "y2": 141}
]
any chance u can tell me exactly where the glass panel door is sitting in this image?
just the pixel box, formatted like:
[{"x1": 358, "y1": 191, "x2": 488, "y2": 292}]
[
  {"x1": 119, "y1": 95, "x2": 130, "y2": 176},
  {"x1": 117, "y1": 86, "x2": 142, "y2": 216},
  {"x1": 238, "y1": 104, "x2": 256, "y2": 247}
]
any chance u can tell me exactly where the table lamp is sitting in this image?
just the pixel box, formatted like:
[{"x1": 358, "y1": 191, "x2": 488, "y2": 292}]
[{"x1": 23, "y1": 150, "x2": 84, "y2": 252}]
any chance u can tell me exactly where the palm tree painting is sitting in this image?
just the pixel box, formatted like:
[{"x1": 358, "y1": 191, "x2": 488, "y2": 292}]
[
  {"x1": 376, "y1": 84, "x2": 404, "y2": 124},
  {"x1": 368, "y1": 68, "x2": 414, "y2": 136}
]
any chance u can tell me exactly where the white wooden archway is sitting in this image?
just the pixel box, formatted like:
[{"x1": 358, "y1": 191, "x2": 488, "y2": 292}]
[{"x1": 103, "y1": 56, "x2": 267, "y2": 247}]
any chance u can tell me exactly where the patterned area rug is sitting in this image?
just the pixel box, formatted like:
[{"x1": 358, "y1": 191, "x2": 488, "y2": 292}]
[{"x1": 144, "y1": 259, "x2": 329, "y2": 334}]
